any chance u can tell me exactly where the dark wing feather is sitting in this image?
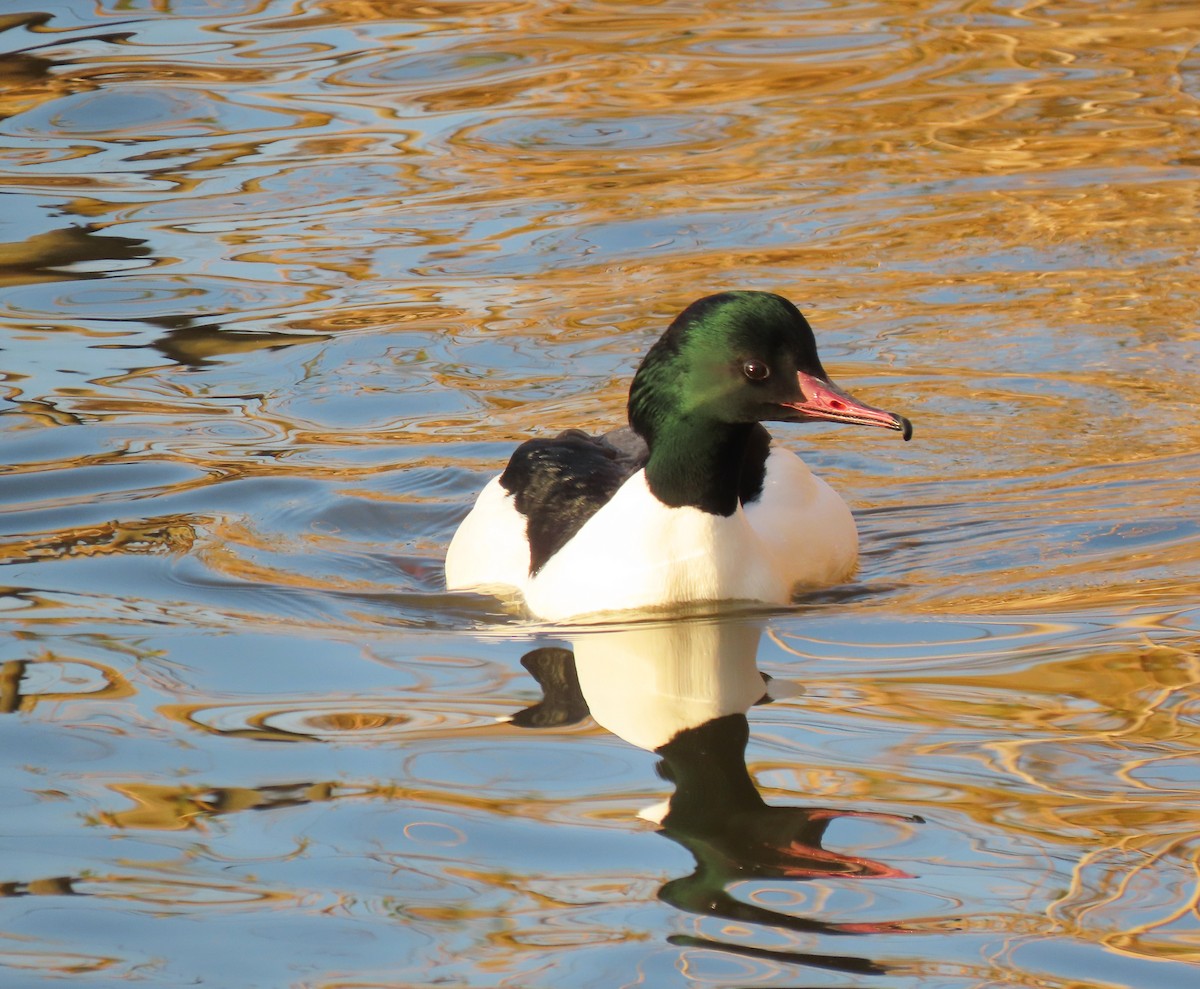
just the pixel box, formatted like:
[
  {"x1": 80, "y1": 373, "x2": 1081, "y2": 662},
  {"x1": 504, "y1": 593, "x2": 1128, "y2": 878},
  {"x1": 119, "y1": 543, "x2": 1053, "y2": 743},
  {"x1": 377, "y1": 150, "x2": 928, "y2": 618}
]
[{"x1": 500, "y1": 427, "x2": 647, "y2": 576}]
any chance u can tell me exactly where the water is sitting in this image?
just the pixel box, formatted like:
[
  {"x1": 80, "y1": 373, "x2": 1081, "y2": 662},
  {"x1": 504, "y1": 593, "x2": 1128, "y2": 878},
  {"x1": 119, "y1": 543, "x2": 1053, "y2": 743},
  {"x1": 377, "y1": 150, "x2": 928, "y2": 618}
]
[{"x1": 1, "y1": 0, "x2": 1198, "y2": 986}]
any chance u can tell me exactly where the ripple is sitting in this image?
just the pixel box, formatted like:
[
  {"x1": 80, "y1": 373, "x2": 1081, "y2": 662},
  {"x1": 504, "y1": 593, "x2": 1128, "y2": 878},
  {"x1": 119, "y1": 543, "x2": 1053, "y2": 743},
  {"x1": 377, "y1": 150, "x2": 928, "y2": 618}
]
[
  {"x1": 163, "y1": 698, "x2": 493, "y2": 742},
  {"x1": 331, "y1": 48, "x2": 537, "y2": 90},
  {"x1": 0, "y1": 460, "x2": 212, "y2": 515},
  {"x1": 691, "y1": 29, "x2": 898, "y2": 60},
  {"x1": 459, "y1": 113, "x2": 727, "y2": 153},
  {"x1": 1, "y1": 274, "x2": 292, "y2": 321},
  {"x1": 0, "y1": 946, "x2": 126, "y2": 979},
  {"x1": 402, "y1": 821, "x2": 467, "y2": 847},
  {"x1": 4, "y1": 87, "x2": 307, "y2": 140},
  {"x1": 403, "y1": 739, "x2": 641, "y2": 793},
  {"x1": 135, "y1": 160, "x2": 403, "y2": 225},
  {"x1": 85, "y1": 873, "x2": 298, "y2": 910},
  {"x1": 769, "y1": 616, "x2": 1080, "y2": 668},
  {"x1": 1125, "y1": 752, "x2": 1200, "y2": 793},
  {"x1": 0, "y1": 656, "x2": 132, "y2": 712}
]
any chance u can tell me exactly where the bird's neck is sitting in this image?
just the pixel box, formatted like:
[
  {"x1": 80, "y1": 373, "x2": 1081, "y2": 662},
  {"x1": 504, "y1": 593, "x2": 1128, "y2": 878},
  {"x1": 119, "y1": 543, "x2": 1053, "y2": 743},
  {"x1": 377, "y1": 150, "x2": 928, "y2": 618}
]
[{"x1": 640, "y1": 418, "x2": 771, "y2": 516}]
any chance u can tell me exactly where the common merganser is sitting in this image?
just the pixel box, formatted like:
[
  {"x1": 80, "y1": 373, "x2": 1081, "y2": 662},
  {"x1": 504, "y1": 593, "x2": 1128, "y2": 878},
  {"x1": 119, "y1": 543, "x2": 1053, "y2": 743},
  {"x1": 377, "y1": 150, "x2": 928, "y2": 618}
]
[{"x1": 446, "y1": 291, "x2": 911, "y2": 621}]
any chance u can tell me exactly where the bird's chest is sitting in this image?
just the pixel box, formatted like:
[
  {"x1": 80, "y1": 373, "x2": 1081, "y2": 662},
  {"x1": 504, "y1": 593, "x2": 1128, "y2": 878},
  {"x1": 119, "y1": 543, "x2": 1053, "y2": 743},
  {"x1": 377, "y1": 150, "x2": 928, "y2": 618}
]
[{"x1": 525, "y1": 472, "x2": 786, "y2": 620}]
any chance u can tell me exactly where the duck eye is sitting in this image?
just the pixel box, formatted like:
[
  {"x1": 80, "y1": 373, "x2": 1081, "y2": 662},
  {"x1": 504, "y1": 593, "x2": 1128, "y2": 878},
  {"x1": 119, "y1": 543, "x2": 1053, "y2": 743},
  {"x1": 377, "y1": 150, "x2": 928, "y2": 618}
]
[{"x1": 742, "y1": 360, "x2": 770, "y2": 382}]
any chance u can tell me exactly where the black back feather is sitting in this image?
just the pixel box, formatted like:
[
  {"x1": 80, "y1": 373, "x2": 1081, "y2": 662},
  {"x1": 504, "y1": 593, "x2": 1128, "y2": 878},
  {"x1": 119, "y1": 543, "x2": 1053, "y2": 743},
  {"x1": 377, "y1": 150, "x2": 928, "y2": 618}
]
[
  {"x1": 498, "y1": 422, "x2": 773, "y2": 576},
  {"x1": 500, "y1": 427, "x2": 648, "y2": 576}
]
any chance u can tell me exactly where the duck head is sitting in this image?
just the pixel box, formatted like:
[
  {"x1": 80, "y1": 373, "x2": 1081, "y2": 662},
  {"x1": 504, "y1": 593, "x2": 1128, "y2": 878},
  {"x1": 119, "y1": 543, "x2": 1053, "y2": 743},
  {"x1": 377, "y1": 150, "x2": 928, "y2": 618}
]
[{"x1": 628, "y1": 291, "x2": 912, "y2": 442}]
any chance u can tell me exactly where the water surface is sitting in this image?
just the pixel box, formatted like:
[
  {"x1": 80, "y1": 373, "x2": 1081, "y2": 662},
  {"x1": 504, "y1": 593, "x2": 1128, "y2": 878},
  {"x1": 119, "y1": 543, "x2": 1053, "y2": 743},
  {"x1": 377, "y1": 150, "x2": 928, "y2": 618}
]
[{"x1": 1, "y1": 1, "x2": 1198, "y2": 987}]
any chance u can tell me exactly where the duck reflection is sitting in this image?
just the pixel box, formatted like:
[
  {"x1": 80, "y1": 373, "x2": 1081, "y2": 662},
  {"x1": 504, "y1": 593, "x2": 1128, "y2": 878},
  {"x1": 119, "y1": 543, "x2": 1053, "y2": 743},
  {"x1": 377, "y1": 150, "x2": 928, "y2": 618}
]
[{"x1": 511, "y1": 617, "x2": 921, "y2": 974}]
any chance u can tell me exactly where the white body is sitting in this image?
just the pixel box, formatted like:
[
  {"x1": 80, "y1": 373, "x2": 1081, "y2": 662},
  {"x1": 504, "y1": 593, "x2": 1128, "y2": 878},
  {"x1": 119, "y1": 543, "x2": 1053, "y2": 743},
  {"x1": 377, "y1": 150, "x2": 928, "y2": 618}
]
[{"x1": 445, "y1": 445, "x2": 858, "y2": 623}]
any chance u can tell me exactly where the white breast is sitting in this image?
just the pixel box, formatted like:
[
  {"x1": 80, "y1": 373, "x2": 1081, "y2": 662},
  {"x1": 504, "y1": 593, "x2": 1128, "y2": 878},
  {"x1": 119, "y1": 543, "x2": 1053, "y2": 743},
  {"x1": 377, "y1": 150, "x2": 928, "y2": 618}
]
[
  {"x1": 743, "y1": 447, "x2": 859, "y2": 590},
  {"x1": 445, "y1": 446, "x2": 860, "y2": 623},
  {"x1": 525, "y1": 470, "x2": 791, "y2": 622}
]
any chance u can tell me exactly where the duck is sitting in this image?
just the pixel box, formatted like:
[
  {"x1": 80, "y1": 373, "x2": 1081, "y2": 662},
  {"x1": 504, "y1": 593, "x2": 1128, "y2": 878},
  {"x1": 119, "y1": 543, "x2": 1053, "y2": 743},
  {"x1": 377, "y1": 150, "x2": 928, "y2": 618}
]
[{"x1": 445, "y1": 290, "x2": 911, "y2": 622}]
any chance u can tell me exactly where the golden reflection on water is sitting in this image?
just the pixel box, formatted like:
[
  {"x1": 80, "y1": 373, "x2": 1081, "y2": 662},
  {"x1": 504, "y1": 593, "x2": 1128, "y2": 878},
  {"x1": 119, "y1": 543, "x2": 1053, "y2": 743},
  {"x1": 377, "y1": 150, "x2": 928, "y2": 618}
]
[
  {"x1": 1, "y1": 0, "x2": 1199, "y2": 986},
  {"x1": 97, "y1": 781, "x2": 338, "y2": 831},
  {"x1": 0, "y1": 653, "x2": 133, "y2": 713}
]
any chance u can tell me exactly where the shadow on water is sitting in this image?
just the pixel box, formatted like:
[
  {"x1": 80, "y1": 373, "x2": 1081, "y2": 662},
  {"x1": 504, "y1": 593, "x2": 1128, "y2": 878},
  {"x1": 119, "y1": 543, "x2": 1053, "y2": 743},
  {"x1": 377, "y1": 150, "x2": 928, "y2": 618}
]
[
  {"x1": 144, "y1": 314, "x2": 332, "y2": 368},
  {"x1": 0, "y1": 225, "x2": 149, "y2": 288},
  {"x1": 0, "y1": 11, "x2": 136, "y2": 95},
  {"x1": 0, "y1": 220, "x2": 327, "y2": 369}
]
